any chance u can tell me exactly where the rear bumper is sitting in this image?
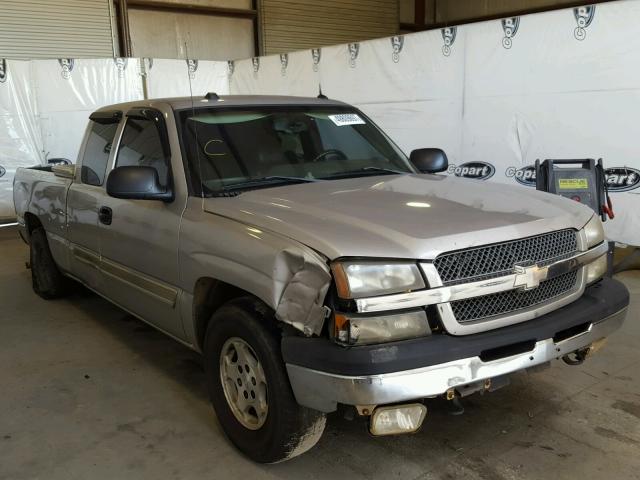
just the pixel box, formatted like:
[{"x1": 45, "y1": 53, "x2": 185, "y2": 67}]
[{"x1": 284, "y1": 278, "x2": 629, "y2": 412}]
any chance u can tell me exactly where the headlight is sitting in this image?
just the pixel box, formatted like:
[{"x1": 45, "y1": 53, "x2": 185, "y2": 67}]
[
  {"x1": 584, "y1": 215, "x2": 605, "y2": 248},
  {"x1": 334, "y1": 310, "x2": 430, "y2": 345},
  {"x1": 331, "y1": 261, "x2": 425, "y2": 298},
  {"x1": 586, "y1": 254, "x2": 607, "y2": 284}
]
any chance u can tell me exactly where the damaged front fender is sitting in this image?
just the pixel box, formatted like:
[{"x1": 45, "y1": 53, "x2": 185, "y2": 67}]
[
  {"x1": 179, "y1": 204, "x2": 334, "y2": 344},
  {"x1": 273, "y1": 248, "x2": 332, "y2": 337}
]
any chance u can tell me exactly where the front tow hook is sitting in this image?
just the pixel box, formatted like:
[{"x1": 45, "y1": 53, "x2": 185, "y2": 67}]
[{"x1": 562, "y1": 337, "x2": 608, "y2": 366}]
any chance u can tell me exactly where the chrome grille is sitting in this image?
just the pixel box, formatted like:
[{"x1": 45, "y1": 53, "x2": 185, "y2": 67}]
[
  {"x1": 450, "y1": 270, "x2": 578, "y2": 323},
  {"x1": 434, "y1": 229, "x2": 578, "y2": 285}
]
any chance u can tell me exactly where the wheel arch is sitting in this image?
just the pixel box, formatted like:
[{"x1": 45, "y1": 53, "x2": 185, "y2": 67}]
[
  {"x1": 192, "y1": 277, "x2": 274, "y2": 352},
  {"x1": 23, "y1": 212, "x2": 44, "y2": 241}
]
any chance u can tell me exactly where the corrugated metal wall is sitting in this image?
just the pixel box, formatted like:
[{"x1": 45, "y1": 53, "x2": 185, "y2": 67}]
[
  {"x1": 0, "y1": 0, "x2": 115, "y2": 59},
  {"x1": 400, "y1": 0, "x2": 605, "y2": 28},
  {"x1": 260, "y1": 0, "x2": 398, "y2": 54},
  {"x1": 433, "y1": 0, "x2": 583, "y2": 23}
]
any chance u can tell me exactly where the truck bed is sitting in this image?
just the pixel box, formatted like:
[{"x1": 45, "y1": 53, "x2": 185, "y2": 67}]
[{"x1": 13, "y1": 166, "x2": 72, "y2": 240}]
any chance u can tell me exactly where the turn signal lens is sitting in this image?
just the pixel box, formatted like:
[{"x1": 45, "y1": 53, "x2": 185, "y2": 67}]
[
  {"x1": 333, "y1": 313, "x2": 350, "y2": 343},
  {"x1": 331, "y1": 263, "x2": 351, "y2": 299}
]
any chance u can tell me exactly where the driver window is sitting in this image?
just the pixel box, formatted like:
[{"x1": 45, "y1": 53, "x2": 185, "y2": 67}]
[{"x1": 116, "y1": 117, "x2": 170, "y2": 188}]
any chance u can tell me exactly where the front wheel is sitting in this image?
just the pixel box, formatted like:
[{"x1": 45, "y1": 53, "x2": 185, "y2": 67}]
[{"x1": 204, "y1": 297, "x2": 326, "y2": 463}]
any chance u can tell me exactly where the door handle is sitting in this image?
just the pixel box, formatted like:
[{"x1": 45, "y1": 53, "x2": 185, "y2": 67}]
[{"x1": 99, "y1": 206, "x2": 113, "y2": 225}]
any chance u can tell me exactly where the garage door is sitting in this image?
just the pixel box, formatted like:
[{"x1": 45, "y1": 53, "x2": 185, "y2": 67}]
[
  {"x1": 128, "y1": 8, "x2": 255, "y2": 61},
  {"x1": 0, "y1": 0, "x2": 115, "y2": 59},
  {"x1": 260, "y1": 0, "x2": 398, "y2": 54}
]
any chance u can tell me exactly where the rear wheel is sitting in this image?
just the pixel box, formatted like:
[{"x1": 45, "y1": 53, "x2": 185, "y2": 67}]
[
  {"x1": 204, "y1": 297, "x2": 326, "y2": 463},
  {"x1": 30, "y1": 228, "x2": 70, "y2": 299}
]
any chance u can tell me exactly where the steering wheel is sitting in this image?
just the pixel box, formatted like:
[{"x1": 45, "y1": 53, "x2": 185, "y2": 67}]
[{"x1": 311, "y1": 149, "x2": 348, "y2": 163}]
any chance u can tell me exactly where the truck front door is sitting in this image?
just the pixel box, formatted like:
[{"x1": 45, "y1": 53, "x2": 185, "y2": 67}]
[
  {"x1": 66, "y1": 113, "x2": 121, "y2": 290},
  {"x1": 97, "y1": 107, "x2": 187, "y2": 340}
]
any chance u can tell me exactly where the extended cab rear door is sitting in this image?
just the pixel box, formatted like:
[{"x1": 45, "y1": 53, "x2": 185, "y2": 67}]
[
  {"x1": 66, "y1": 111, "x2": 122, "y2": 290},
  {"x1": 96, "y1": 106, "x2": 188, "y2": 340}
]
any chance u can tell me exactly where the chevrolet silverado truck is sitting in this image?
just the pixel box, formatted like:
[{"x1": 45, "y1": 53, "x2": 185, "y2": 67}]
[{"x1": 13, "y1": 95, "x2": 629, "y2": 463}]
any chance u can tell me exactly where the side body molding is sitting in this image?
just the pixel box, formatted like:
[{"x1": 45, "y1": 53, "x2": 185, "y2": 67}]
[{"x1": 70, "y1": 244, "x2": 179, "y2": 307}]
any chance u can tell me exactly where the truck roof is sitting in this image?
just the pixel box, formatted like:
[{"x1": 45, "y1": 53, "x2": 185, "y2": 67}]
[{"x1": 94, "y1": 94, "x2": 349, "y2": 113}]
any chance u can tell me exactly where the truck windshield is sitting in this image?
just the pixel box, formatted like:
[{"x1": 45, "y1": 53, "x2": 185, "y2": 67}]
[{"x1": 177, "y1": 106, "x2": 414, "y2": 196}]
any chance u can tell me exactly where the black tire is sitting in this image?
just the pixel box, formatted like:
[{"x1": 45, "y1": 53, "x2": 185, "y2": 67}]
[
  {"x1": 30, "y1": 228, "x2": 70, "y2": 299},
  {"x1": 204, "y1": 297, "x2": 326, "y2": 463}
]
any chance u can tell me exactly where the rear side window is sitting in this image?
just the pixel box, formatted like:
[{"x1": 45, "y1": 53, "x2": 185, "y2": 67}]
[
  {"x1": 116, "y1": 117, "x2": 170, "y2": 188},
  {"x1": 81, "y1": 121, "x2": 118, "y2": 186}
]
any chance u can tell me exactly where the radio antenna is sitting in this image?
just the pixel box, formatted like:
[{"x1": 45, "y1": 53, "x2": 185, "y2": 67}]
[{"x1": 185, "y1": 41, "x2": 205, "y2": 204}]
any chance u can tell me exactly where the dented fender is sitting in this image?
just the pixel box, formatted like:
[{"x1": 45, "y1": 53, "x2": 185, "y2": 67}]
[
  {"x1": 179, "y1": 200, "x2": 333, "y2": 343},
  {"x1": 273, "y1": 248, "x2": 332, "y2": 336}
]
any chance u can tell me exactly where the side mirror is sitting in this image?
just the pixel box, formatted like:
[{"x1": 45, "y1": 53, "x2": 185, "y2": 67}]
[
  {"x1": 410, "y1": 148, "x2": 448, "y2": 174},
  {"x1": 106, "y1": 166, "x2": 173, "y2": 202}
]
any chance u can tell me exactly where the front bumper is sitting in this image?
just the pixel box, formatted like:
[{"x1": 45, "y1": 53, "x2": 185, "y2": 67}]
[{"x1": 283, "y1": 278, "x2": 629, "y2": 412}]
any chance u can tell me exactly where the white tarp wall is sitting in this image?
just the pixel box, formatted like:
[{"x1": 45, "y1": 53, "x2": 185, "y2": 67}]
[
  {"x1": 33, "y1": 59, "x2": 145, "y2": 164},
  {"x1": 0, "y1": 57, "x2": 229, "y2": 221},
  {"x1": 229, "y1": 0, "x2": 640, "y2": 246},
  {"x1": 0, "y1": 60, "x2": 42, "y2": 220}
]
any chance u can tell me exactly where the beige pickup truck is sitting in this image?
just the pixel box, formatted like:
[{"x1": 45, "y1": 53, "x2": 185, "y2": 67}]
[{"x1": 13, "y1": 95, "x2": 629, "y2": 462}]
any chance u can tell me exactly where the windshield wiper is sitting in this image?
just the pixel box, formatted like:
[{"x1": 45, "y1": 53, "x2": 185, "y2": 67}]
[
  {"x1": 361, "y1": 166, "x2": 408, "y2": 174},
  {"x1": 321, "y1": 166, "x2": 408, "y2": 179},
  {"x1": 212, "y1": 176, "x2": 318, "y2": 196}
]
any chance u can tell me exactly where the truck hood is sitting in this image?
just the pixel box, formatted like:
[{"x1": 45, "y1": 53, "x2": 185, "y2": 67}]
[{"x1": 203, "y1": 174, "x2": 593, "y2": 260}]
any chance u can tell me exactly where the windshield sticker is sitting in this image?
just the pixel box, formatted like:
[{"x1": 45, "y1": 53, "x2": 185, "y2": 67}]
[{"x1": 328, "y1": 113, "x2": 365, "y2": 126}]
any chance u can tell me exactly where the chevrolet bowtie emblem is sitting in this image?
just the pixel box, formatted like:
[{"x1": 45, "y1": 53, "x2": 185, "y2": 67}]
[{"x1": 513, "y1": 264, "x2": 548, "y2": 290}]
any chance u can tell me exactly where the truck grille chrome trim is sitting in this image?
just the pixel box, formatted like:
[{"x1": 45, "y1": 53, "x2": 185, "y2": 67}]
[
  {"x1": 434, "y1": 229, "x2": 578, "y2": 285},
  {"x1": 355, "y1": 235, "x2": 608, "y2": 335},
  {"x1": 355, "y1": 240, "x2": 605, "y2": 315},
  {"x1": 450, "y1": 270, "x2": 578, "y2": 323}
]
